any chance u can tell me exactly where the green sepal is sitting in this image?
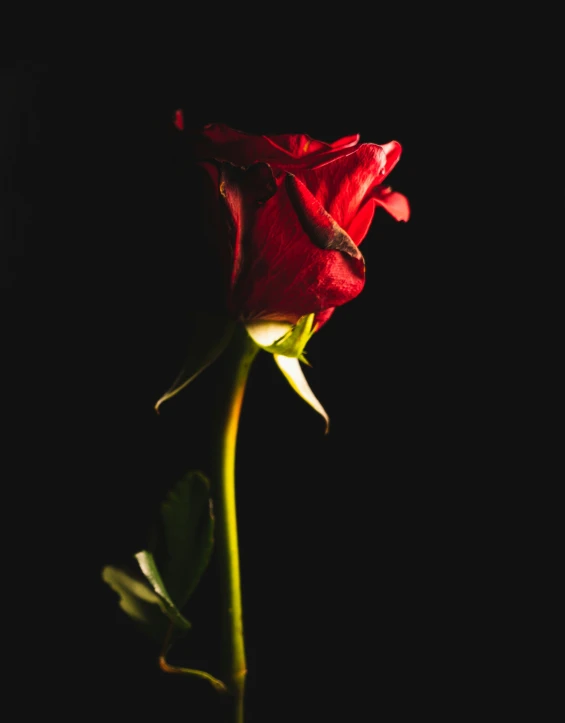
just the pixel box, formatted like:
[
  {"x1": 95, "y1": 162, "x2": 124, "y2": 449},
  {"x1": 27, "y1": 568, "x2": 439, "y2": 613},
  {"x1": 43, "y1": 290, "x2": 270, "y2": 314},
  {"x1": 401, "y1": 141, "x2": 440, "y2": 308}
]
[
  {"x1": 155, "y1": 313, "x2": 236, "y2": 412},
  {"x1": 245, "y1": 313, "x2": 315, "y2": 358},
  {"x1": 274, "y1": 354, "x2": 329, "y2": 432}
]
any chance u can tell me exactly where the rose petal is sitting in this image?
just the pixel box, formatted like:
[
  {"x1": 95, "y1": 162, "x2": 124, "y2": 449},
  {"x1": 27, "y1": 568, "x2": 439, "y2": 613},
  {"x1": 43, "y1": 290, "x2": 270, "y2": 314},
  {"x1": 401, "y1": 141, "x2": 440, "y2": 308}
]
[
  {"x1": 263, "y1": 131, "x2": 360, "y2": 158},
  {"x1": 214, "y1": 161, "x2": 277, "y2": 291},
  {"x1": 346, "y1": 186, "x2": 411, "y2": 243},
  {"x1": 314, "y1": 308, "x2": 335, "y2": 331},
  {"x1": 328, "y1": 134, "x2": 361, "y2": 150},
  {"x1": 285, "y1": 175, "x2": 363, "y2": 262},
  {"x1": 190, "y1": 123, "x2": 269, "y2": 166},
  {"x1": 196, "y1": 161, "x2": 239, "y2": 292},
  {"x1": 263, "y1": 134, "x2": 331, "y2": 158},
  {"x1": 373, "y1": 187, "x2": 410, "y2": 222},
  {"x1": 190, "y1": 123, "x2": 361, "y2": 171},
  {"x1": 297, "y1": 144, "x2": 386, "y2": 240},
  {"x1": 217, "y1": 168, "x2": 366, "y2": 323},
  {"x1": 380, "y1": 141, "x2": 403, "y2": 178},
  {"x1": 174, "y1": 109, "x2": 184, "y2": 131},
  {"x1": 296, "y1": 142, "x2": 406, "y2": 245}
]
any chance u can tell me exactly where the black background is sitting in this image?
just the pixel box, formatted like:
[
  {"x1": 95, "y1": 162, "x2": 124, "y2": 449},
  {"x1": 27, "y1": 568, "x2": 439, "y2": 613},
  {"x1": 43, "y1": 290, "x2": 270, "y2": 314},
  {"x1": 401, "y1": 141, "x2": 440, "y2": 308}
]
[{"x1": 1, "y1": 57, "x2": 536, "y2": 720}]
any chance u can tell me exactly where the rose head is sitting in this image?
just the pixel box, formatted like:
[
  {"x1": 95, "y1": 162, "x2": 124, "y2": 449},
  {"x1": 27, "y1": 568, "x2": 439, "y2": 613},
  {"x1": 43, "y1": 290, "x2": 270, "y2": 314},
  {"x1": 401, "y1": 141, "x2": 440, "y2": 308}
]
[
  {"x1": 182, "y1": 119, "x2": 409, "y2": 332},
  {"x1": 159, "y1": 115, "x2": 409, "y2": 429}
]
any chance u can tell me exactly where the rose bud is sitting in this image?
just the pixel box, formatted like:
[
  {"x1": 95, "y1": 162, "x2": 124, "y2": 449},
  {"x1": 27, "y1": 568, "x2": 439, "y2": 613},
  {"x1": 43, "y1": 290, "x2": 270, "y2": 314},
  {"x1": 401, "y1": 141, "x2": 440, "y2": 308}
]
[{"x1": 156, "y1": 116, "x2": 409, "y2": 430}]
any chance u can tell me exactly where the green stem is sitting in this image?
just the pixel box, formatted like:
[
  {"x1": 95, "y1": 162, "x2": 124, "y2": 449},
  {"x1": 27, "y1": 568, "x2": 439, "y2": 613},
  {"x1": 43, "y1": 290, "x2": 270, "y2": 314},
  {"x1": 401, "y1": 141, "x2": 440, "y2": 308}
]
[
  {"x1": 159, "y1": 621, "x2": 227, "y2": 693},
  {"x1": 213, "y1": 326, "x2": 259, "y2": 723}
]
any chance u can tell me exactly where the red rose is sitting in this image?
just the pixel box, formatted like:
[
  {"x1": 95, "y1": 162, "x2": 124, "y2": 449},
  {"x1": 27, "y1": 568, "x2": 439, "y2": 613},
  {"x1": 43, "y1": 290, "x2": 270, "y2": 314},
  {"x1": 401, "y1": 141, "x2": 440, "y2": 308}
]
[
  {"x1": 160, "y1": 114, "x2": 409, "y2": 428},
  {"x1": 180, "y1": 118, "x2": 409, "y2": 332}
]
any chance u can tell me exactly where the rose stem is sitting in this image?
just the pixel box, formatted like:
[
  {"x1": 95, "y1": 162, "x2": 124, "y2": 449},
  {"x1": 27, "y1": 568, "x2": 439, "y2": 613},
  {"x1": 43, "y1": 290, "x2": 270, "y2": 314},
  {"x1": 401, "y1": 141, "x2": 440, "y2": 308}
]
[{"x1": 213, "y1": 325, "x2": 259, "y2": 723}]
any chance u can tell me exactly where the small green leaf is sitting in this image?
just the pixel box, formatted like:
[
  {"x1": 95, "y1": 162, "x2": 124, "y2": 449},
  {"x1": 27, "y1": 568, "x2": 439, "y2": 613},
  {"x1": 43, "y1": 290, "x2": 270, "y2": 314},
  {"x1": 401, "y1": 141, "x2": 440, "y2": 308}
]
[
  {"x1": 102, "y1": 565, "x2": 164, "y2": 623},
  {"x1": 158, "y1": 471, "x2": 215, "y2": 610},
  {"x1": 134, "y1": 551, "x2": 191, "y2": 630},
  {"x1": 101, "y1": 564, "x2": 190, "y2": 642},
  {"x1": 103, "y1": 471, "x2": 214, "y2": 639},
  {"x1": 155, "y1": 313, "x2": 236, "y2": 412}
]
